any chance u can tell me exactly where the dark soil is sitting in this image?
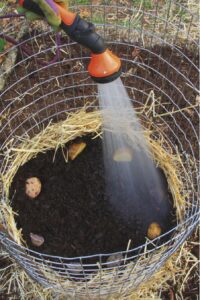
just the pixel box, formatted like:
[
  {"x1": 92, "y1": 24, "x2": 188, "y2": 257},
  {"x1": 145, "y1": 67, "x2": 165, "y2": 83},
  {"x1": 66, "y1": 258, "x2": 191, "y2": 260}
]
[{"x1": 11, "y1": 135, "x2": 174, "y2": 258}]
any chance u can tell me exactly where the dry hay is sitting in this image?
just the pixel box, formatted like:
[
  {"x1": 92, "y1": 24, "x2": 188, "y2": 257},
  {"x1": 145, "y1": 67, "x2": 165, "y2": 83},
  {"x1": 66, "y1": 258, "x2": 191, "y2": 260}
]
[{"x1": 0, "y1": 237, "x2": 198, "y2": 300}]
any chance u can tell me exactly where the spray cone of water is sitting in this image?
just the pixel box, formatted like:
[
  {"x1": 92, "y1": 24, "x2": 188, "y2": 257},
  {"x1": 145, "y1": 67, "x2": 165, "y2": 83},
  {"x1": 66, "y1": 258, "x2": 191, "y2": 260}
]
[{"x1": 98, "y1": 78, "x2": 171, "y2": 238}]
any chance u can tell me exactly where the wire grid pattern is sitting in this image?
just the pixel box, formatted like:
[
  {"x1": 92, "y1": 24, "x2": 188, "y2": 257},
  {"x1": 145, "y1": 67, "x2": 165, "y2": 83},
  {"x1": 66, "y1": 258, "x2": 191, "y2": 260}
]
[{"x1": 0, "y1": 0, "x2": 199, "y2": 298}]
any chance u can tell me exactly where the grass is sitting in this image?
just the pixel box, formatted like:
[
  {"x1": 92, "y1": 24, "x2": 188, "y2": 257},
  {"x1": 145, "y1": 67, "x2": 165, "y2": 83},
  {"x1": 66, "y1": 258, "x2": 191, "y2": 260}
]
[
  {"x1": 92, "y1": 14, "x2": 105, "y2": 24},
  {"x1": 70, "y1": 0, "x2": 90, "y2": 5},
  {"x1": 0, "y1": 38, "x2": 6, "y2": 52},
  {"x1": 0, "y1": 3, "x2": 5, "y2": 10},
  {"x1": 132, "y1": 0, "x2": 153, "y2": 10}
]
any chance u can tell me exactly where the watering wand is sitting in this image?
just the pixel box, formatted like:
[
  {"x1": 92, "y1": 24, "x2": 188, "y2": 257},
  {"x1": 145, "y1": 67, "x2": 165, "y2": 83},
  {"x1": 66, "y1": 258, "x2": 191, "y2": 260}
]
[{"x1": 18, "y1": 0, "x2": 122, "y2": 83}]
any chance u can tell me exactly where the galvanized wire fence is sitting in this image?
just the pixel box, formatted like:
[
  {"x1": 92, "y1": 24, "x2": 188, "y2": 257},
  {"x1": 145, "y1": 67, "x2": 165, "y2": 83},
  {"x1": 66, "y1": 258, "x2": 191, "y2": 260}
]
[{"x1": 0, "y1": 0, "x2": 199, "y2": 298}]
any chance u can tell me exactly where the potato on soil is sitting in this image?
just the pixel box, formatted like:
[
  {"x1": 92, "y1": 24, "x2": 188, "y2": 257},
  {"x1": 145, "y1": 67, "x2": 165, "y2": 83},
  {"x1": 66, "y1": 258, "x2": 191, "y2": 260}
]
[
  {"x1": 25, "y1": 177, "x2": 41, "y2": 199},
  {"x1": 113, "y1": 147, "x2": 133, "y2": 162},
  {"x1": 30, "y1": 233, "x2": 44, "y2": 247},
  {"x1": 68, "y1": 142, "x2": 86, "y2": 160},
  {"x1": 107, "y1": 253, "x2": 123, "y2": 267},
  {"x1": 147, "y1": 222, "x2": 162, "y2": 239},
  {"x1": 67, "y1": 263, "x2": 83, "y2": 275},
  {"x1": 0, "y1": 223, "x2": 5, "y2": 232}
]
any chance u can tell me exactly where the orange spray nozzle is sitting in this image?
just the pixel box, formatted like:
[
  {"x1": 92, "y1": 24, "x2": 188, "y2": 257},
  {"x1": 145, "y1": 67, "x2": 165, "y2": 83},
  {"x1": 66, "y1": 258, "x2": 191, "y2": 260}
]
[{"x1": 88, "y1": 50, "x2": 121, "y2": 83}]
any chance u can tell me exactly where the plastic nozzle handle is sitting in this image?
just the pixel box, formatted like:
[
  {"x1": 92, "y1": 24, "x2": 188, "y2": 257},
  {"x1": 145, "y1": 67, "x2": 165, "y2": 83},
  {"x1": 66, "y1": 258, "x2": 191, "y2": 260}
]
[{"x1": 19, "y1": 0, "x2": 45, "y2": 17}]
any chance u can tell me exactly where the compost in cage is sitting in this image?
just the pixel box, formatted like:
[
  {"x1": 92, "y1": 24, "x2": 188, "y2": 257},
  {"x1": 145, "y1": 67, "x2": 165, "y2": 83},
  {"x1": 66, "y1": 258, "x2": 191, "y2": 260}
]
[
  {"x1": 0, "y1": 0, "x2": 199, "y2": 298},
  {"x1": 9, "y1": 132, "x2": 176, "y2": 257}
]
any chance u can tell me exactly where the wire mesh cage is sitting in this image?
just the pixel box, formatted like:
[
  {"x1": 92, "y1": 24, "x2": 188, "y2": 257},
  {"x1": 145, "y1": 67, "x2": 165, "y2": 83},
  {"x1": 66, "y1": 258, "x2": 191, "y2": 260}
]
[{"x1": 0, "y1": 0, "x2": 199, "y2": 298}]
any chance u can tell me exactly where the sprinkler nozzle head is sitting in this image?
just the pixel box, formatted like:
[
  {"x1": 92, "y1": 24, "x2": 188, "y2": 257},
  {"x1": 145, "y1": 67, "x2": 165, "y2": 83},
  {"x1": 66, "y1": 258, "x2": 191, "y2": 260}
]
[{"x1": 88, "y1": 49, "x2": 122, "y2": 83}]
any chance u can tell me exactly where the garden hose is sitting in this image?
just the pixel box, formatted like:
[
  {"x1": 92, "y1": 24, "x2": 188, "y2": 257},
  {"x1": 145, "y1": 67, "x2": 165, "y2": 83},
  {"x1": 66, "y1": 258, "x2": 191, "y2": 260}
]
[{"x1": 18, "y1": 0, "x2": 122, "y2": 83}]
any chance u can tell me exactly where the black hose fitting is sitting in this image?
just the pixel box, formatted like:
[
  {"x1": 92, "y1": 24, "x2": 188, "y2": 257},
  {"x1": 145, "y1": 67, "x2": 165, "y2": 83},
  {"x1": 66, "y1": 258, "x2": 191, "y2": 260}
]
[{"x1": 61, "y1": 16, "x2": 106, "y2": 54}]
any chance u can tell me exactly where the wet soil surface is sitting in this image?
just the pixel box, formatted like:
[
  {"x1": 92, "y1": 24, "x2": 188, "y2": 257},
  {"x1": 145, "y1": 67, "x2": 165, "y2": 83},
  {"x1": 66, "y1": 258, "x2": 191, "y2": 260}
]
[{"x1": 11, "y1": 135, "x2": 174, "y2": 258}]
